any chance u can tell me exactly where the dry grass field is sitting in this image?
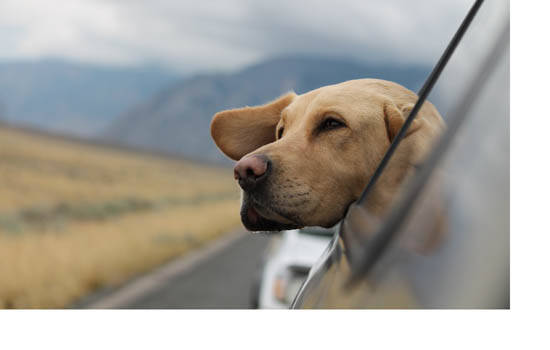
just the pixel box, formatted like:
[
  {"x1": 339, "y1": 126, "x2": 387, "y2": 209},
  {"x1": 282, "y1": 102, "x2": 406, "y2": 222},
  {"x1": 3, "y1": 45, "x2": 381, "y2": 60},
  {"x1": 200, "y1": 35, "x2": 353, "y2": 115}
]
[{"x1": 0, "y1": 126, "x2": 241, "y2": 308}]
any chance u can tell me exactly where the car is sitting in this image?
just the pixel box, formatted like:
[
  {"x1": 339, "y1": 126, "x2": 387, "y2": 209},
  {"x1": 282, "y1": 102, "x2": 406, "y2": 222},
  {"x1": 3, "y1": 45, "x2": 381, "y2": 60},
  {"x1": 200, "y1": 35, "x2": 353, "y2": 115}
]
[
  {"x1": 291, "y1": 0, "x2": 510, "y2": 309},
  {"x1": 250, "y1": 227, "x2": 333, "y2": 309}
]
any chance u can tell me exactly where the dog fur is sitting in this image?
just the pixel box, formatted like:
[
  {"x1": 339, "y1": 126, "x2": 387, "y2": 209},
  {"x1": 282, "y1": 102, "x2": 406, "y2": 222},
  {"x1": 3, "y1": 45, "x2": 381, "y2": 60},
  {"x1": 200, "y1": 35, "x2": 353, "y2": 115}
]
[{"x1": 211, "y1": 79, "x2": 445, "y2": 231}]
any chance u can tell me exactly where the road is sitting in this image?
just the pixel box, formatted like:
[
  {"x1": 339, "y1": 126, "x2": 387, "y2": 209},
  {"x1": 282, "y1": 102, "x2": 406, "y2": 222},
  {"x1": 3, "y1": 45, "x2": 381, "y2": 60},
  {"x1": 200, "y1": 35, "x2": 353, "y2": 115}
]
[{"x1": 77, "y1": 230, "x2": 272, "y2": 309}]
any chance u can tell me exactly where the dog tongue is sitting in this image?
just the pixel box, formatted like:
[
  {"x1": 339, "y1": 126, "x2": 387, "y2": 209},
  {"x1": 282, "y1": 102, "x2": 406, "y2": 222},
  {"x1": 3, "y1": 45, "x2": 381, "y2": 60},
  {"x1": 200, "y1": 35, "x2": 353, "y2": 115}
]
[{"x1": 247, "y1": 206, "x2": 259, "y2": 224}]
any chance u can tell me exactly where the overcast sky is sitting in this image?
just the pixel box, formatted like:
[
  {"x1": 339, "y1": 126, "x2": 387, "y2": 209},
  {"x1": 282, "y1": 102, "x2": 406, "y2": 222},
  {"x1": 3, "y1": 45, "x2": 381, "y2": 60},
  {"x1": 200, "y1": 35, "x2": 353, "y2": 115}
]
[{"x1": 0, "y1": 0, "x2": 476, "y2": 73}]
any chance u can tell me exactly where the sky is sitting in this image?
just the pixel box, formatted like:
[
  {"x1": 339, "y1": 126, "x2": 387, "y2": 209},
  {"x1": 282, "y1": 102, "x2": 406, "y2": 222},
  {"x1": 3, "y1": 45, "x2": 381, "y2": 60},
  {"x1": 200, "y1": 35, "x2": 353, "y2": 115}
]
[{"x1": 0, "y1": 0, "x2": 475, "y2": 73}]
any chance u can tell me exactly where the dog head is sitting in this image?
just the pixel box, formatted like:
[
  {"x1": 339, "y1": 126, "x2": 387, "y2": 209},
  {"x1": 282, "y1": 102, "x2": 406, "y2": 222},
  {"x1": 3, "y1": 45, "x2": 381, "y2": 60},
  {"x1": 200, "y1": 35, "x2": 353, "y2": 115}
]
[{"x1": 211, "y1": 79, "x2": 444, "y2": 231}]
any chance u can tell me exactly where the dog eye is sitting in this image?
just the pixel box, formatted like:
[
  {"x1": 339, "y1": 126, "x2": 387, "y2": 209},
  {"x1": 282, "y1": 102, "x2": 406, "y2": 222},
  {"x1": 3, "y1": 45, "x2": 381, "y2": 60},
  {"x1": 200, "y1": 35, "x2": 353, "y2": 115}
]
[
  {"x1": 320, "y1": 117, "x2": 345, "y2": 131},
  {"x1": 277, "y1": 127, "x2": 284, "y2": 139}
]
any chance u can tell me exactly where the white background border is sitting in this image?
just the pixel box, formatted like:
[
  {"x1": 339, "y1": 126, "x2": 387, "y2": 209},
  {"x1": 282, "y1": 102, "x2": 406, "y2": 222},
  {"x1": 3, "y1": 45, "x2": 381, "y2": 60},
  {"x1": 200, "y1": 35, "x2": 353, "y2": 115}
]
[{"x1": 2, "y1": 1, "x2": 548, "y2": 349}]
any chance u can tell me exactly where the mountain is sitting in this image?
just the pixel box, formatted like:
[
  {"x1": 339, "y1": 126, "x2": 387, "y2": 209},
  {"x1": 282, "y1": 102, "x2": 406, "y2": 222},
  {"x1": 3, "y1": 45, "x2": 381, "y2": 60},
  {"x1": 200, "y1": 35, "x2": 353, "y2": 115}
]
[
  {"x1": 102, "y1": 56, "x2": 430, "y2": 163},
  {"x1": 0, "y1": 60, "x2": 180, "y2": 136}
]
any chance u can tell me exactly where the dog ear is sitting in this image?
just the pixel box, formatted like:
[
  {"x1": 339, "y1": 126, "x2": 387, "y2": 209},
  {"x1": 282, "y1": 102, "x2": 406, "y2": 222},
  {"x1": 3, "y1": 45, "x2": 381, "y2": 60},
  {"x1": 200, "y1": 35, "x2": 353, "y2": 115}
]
[
  {"x1": 211, "y1": 92, "x2": 296, "y2": 160},
  {"x1": 383, "y1": 102, "x2": 423, "y2": 142}
]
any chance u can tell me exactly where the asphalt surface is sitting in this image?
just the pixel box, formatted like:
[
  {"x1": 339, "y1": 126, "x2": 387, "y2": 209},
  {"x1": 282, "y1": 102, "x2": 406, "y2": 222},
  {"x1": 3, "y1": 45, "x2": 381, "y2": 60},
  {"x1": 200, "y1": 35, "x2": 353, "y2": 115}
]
[{"x1": 81, "y1": 232, "x2": 272, "y2": 309}]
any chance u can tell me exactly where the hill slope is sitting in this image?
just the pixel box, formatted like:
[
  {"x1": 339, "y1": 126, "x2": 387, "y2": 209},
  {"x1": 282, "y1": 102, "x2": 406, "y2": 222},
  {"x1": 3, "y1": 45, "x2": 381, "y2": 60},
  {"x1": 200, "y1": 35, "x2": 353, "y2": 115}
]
[
  {"x1": 0, "y1": 60, "x2": 179, "y2": 135},
  {"x1": 102, "y1": 56, "x2": 430, "y2": 162},
  {"x1": 0, "y1": 125, "x2": 240, "y2": 308}
]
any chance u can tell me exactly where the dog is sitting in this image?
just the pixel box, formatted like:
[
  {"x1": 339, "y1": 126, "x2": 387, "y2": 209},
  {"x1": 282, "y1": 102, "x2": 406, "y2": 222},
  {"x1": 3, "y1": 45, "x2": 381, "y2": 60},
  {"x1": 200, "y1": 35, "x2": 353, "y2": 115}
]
[{"x1": 211, "y1": 79, "x2": 445, "y2": 232}]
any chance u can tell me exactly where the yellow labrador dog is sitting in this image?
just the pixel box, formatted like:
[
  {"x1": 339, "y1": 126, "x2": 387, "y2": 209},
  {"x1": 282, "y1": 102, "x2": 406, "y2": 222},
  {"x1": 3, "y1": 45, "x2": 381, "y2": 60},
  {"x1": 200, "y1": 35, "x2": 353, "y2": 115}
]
[{"x1": 211, "y1": 79, "x2": 444, "y2": 231}]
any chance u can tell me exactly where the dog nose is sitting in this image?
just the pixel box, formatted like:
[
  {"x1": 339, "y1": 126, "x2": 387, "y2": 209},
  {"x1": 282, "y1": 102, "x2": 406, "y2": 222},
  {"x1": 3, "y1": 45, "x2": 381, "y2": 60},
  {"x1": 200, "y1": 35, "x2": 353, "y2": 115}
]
[{"x1": 234, "y1": 155, "x2": 270, "y2": 191}]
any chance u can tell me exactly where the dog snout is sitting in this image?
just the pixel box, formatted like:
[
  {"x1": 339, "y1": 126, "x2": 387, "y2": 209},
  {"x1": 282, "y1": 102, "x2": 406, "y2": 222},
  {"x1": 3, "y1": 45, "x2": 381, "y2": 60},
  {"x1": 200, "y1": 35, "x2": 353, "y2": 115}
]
[{"x1": 234, "y1": 154, "x2": 271, "y2": 191}]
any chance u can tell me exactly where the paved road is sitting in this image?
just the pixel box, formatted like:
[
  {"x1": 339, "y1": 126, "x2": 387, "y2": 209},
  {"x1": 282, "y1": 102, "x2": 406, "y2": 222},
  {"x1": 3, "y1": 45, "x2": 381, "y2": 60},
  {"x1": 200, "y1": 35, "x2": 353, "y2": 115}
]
[{"x1": 78, "y1": 231, "x2": 272, "y2": 309}]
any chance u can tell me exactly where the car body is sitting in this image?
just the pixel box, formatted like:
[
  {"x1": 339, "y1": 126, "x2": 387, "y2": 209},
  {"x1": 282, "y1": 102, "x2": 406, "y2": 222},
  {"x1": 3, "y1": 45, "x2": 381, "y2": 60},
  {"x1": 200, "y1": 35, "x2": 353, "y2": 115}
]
[
  {"x1": 292, "y1": 1, "x2": 509, "y2": 309},
  {"x1": 251, "y1": 227, "x2": 333, "y2": 309}
]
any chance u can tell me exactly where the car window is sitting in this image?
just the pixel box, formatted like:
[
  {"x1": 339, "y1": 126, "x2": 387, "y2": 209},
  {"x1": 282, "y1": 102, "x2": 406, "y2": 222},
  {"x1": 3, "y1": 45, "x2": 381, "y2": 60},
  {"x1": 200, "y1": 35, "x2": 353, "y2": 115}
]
[{"x1": 344, "y1": 39, "x2": 508, "y2": 307}]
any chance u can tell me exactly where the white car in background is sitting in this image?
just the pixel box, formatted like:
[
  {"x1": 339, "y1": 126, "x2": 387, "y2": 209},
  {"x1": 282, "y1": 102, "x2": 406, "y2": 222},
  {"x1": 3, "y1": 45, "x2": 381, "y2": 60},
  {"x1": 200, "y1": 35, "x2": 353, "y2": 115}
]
[{"x1": 251, "y1": 227, "x2": 334, "y2": 309}]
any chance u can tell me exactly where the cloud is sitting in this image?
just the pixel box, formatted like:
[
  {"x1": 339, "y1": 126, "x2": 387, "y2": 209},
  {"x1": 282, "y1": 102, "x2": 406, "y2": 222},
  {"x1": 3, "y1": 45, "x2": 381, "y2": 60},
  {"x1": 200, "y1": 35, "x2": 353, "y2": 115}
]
[{"x1": 0, "y1": 0, "x2": 474, "y2": 72}]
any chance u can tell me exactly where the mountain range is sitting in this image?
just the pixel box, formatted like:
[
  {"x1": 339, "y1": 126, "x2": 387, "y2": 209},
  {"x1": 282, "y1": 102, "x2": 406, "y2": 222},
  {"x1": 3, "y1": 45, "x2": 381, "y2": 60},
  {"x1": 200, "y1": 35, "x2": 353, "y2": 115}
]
[
  {"x1": 0, "y1": 60, "x2": 179, "y2": 136},
  {"x1": 0, "y1": 57, "x2": 430, "y2": 163}
]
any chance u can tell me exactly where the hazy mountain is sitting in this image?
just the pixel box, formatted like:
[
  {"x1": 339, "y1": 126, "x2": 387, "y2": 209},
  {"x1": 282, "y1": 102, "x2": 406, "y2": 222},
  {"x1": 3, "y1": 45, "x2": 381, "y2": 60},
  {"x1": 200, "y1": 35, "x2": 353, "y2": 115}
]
[
  {"x1": 102, "y1": 56, "x2": 430, "y2": 163},
  {"x1": 0, "y1": 60, "x2": 180, "y2": 136}
]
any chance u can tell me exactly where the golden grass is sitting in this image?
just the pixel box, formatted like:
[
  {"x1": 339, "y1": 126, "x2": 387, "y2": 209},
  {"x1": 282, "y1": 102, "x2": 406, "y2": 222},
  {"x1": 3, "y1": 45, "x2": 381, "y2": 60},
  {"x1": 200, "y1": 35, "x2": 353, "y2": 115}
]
[{"x1": 0, "y1": 127, "x2": 241, "y2": 308}]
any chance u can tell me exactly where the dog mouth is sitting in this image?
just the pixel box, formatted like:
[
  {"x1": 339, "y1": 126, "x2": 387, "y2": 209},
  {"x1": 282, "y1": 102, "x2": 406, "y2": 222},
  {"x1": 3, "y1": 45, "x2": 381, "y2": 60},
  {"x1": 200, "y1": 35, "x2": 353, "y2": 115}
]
[{"x1": 241, "y1": 196, "x2": 302, "y2": 232}]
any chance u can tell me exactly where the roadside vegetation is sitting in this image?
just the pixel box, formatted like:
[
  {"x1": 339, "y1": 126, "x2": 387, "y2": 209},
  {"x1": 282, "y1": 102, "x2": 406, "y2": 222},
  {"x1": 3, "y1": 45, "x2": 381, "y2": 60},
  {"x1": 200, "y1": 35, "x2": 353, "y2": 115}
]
[{"x1": 0, "y1": 127, "x2": 241, "y2": 308}]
